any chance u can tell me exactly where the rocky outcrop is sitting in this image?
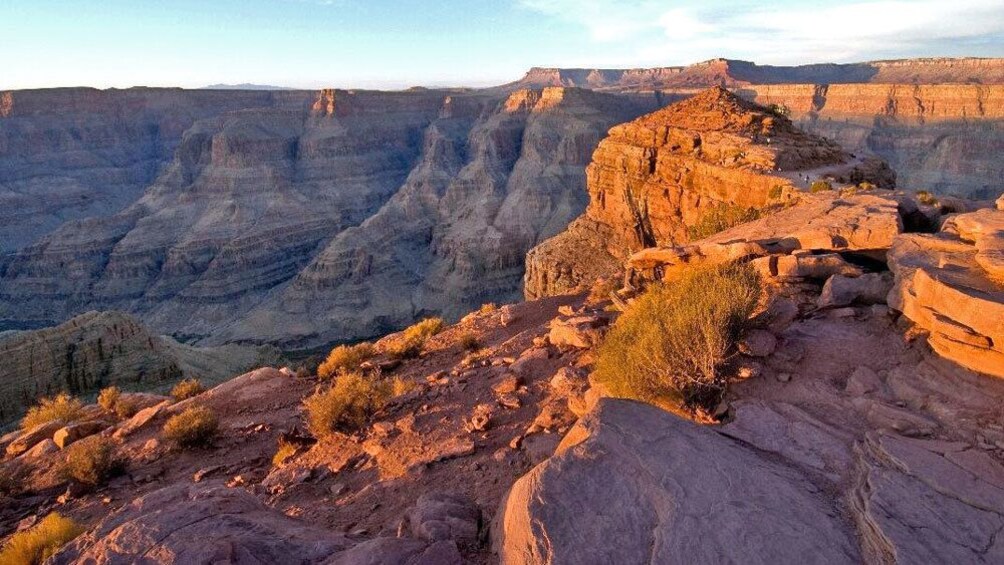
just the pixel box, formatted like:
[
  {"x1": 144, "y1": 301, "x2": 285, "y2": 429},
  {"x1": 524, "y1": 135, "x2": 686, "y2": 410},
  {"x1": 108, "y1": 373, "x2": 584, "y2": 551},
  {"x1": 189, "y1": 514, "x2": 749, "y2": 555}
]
[
  {"x1": 49, "y1": 483, "x2": 462, "y2": 564},
  {"x1": 888, "y1": 206, "x2": 1004, "y2": 377},
  {"x1": 496, "y1": 399, "x2": 861, "y2": 564},
  {"x1": 525, "y1": 88, "x2": 894, "y2": 298},
  {"x1": 0, "y1": 310, "x2": 277, "y2": 425}
]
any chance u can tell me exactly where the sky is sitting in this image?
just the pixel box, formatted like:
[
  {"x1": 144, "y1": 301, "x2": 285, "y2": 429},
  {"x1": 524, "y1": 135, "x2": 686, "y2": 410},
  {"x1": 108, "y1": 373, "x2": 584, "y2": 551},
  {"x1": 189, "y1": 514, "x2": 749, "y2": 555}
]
[{"x1": 3, "y1": 0, "x2": 1003, "y2": 90}]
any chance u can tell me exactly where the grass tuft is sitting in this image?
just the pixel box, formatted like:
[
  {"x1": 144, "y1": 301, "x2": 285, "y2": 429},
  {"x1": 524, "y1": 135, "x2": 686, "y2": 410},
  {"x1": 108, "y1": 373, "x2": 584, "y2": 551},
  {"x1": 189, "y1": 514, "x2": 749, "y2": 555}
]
[
  {"x1": 21, "y1": 393, "x2": 84, "y2": 431},
  {"x1": 0, "y1": 512, "x2": 84, "y2": 565},
  {"x1": 304, "y1": 373, "x2": 391, "y2": 437},
  {"x1": 162, "y1": 406, "x2": 218, "y2": 448},
  {"x1": 170, "y1": 378, "x2": 205, "y2": 402},
  {"x1": 317, "y1": 342, "x2": 374, "y2": 379}
]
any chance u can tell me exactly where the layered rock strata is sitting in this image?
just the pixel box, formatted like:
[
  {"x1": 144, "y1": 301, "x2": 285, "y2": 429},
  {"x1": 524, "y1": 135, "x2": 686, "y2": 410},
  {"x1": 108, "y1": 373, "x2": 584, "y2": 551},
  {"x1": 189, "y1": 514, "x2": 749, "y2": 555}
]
[
  {"x1": 888, "y1": 205, "x2": 1004, "y2": 377},
  {"x1": 525, "y1": 88, "x2": 894, "y2": 298}
]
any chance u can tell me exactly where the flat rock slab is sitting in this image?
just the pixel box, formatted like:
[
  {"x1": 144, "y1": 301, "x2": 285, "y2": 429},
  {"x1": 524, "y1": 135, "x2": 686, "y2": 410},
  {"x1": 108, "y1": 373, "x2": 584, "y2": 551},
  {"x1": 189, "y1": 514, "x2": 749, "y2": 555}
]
[{"x1": 496, "y1": 399, "x2": 859, "y2": 565}]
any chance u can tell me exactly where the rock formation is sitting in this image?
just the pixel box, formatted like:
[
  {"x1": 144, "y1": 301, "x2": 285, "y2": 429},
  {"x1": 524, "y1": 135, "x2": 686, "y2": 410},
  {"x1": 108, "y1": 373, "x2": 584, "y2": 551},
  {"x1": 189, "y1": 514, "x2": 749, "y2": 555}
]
[
  {"x1": 525, "y1": 87, "x2": 894, "y2": 298},
  {"x1": 888, "y1": 205, "x2": 1004, "y2": 377},
  {"x1": 0, "y1": 88, "x2": 655, "y2": 346},
  {"x1": 0, "y1": 310, "x2": 277, "y2": 426}
]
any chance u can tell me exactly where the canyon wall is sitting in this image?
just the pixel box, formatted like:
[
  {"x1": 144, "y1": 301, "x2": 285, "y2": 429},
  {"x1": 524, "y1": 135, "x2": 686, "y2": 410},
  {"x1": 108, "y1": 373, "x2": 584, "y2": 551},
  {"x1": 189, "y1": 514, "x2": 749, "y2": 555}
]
[
  {"x1": 0, "y1": 87, "x2": 657, "y2": 346},
  {"x1": 0, "y1": 88, "x2": 316, "y2": 252}
]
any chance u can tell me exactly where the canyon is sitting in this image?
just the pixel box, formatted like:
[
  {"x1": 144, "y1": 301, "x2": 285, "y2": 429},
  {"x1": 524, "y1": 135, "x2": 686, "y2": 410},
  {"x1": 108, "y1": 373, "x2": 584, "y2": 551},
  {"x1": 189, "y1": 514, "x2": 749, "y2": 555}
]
[
  {"x1": 2, "y1": 81, "x2": 1004, "y2": 565},
  {"x1": 1, "y1": 57, "x2": 1002, "y2": 348}
]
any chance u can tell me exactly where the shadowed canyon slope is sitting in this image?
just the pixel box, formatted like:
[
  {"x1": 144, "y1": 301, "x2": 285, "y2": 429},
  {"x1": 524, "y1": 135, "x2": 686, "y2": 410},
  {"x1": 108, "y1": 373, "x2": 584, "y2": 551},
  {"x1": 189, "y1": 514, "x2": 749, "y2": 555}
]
[
  {"x1": 0, "y1": 87, "x2": 655, "y2": 345},
  {"x1": 1, "y1": 57, "x2": 1003, "y2": 345}
]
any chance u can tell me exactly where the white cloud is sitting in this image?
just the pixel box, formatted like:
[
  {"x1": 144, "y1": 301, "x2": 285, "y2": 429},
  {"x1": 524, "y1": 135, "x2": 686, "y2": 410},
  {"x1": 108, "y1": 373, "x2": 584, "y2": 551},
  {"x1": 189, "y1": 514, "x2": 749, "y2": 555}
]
[{"x1": 518, "y1": 0, "x2": 1004, "y2": 65}]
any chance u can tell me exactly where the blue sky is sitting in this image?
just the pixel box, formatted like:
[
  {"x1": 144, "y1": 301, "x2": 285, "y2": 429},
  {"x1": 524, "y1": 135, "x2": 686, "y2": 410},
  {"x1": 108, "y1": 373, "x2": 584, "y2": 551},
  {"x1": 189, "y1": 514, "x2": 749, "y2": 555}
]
[{"x1": 3, "y1": 0, "x2": 1003, "y2": 90}]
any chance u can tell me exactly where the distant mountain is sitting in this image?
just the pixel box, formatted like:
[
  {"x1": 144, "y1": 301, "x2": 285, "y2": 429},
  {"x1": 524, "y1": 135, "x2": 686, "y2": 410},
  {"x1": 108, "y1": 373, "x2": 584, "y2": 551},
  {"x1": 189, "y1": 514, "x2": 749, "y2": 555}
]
[{"x1": 200, "y1": 83, "x2": 296, "y2": 90}]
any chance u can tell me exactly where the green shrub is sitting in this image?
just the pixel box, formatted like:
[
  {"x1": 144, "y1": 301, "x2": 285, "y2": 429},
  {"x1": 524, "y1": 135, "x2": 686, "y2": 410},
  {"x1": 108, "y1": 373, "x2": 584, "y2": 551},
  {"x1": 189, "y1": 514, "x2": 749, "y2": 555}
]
[
  {"x1": 162, "y1": 406, "x2": 218, "y2": 448},
  {"x1": 687, "y1": 203, "x2": 763, "y2": 241},
  {"x1": 21, "y1": 393, "x2": 84, "y2": 431},
  {"x1": 594, "y1": 262, "x2": 761, "y2": 409},
  {"x1": 386, "y1": 317, "x2": 445, "y2": 359},
  {"x1": 304, "y1": 373, "x2": 391, "y2": 437},
  {"x1": 809, "y1": 180, "x2": 833, "y2": 193},
  {"x1": 0, "y1": 512, "x2": 84, "y2": 565},
  {"x1": 62, "y1": 436, "x2": 123, "y2": 487},
  {"x1": 170, "y1": 378, "x2": 205, "y2": 402},
  {"x1": 317, "y1": 342, "x2": 375, "y2": 379}
]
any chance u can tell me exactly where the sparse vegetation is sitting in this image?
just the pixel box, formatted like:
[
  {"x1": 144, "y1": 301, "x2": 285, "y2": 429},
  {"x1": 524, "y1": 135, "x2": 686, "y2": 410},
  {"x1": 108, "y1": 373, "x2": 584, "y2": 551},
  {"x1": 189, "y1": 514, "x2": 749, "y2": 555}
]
[
  {"x1": 317, "y1": 342, "x2": 375, "y2": 379},
  {"x1": 21, "y1": 393, "x2": 84, "y2": 431},
  {"x1": 857, "y1": 181, "x2": 876, "y2": 191},
  {"x1": 272, "y1": 439, "x2": 298, "y2": 467},
  {"x1": 459, "y1": 331, "x2": 481, "y2": 351},
  {"x1": 170, "y1": 378, "x2": 205, "y2": 402},
  {"x1": 768, "y1": 185, "x2": 784, "y2": 199},
  {"x1": 97, "y1": 386, "x2": 137, "y2": 420},
  {"x1": 62, "y1": 436, "x2": 123, "y2": 487},
  {"x1": 594, "y1": 262, "x2": 762, "y2": 410},
  {"x1": 304, "y1": 372, "x2": 391, "y2": 437},
  {"x1": 916, "y1": 190, "x2": 938, "y2": 205},
  {"x1": 386, "y1": 317, "x2": 445, "y2": 359},
  {"x1": 810, "y1": 180, "x2": 833, "y2": 193},
  {"x1": 479, "y1": 302, "x2": 498, "y2": 314},
  {"x1": 162, "y1": 406, "x2": 218, "y2": 448},
  {"x1": 0, "y1": 512, "x2": 84, "y2": 565},
  {"x1": 391, "y1": 376, "x2": 417, "y2": 397},
  {"x1": 0, "y1": 461, "x2": 29, "y2": 497},
  {"x1": 687, "y1": 203, "x2": 763, "y2": 241}
]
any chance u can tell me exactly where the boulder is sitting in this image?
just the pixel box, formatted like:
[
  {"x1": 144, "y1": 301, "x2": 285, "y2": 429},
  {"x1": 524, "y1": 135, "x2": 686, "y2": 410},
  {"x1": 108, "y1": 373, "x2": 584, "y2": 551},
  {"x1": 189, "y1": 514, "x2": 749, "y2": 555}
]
[
  {"x1": 19, "y1": 438, "x2": 58, "y2": 460},
  {"x1": 496, "y1": 399, "x2": 860, "y2": 564},
  {"x1": 5, "y1": 421, "x2": 64, "y2": 458},
  {"x1": 113, "y1": 400, "x2": 170, "y2": 439},
  {"x1": 547, "y1": 315, "x2": 608, "y2": 349},
  {"x1": 888, "y1": 208, "x2": 1004, "y2": 377},
  {"x1": 817, "y1": 272, "x2": 893, "y2": 308},
  {"x1": 406, "y1": 492, "x2": 481, "y2": 546},
  {"x1": 54, "y1": 421, "x2": 111, "y2": 449}
]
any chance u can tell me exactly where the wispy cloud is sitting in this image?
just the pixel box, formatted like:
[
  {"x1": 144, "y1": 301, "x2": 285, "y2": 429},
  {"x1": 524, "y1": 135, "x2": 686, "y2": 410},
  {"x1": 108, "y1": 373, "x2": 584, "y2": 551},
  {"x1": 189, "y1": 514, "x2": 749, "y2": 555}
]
[{"x1": 518, "y1": 0, "x2": 1004, "y2": 65}]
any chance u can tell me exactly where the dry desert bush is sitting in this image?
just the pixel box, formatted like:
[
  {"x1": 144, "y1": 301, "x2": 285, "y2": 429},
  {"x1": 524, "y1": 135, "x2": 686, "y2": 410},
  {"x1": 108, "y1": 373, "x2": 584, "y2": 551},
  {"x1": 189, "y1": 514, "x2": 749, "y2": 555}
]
[
  {"x1": 0, "y1": 512, "x2": 84, "y2": 565},
  {"x1": 686, "y1": 203, "x2": 763, "y2": 241},
  {"x1": 317, "y1": 342, "x2": 375, "y2": 379},
  {"x1": 386, "y1": 317, "x2": 445, "y2": 359},
  {"x1": 594, "y1": 262, "x2": 761, "y2": 409},
  {"x1": 163, "y1": 406, "x2": 218, "y2": 448},
  {"x1": 21, "y1": 393, "x2": 84, "y2": 431},
  {"x1": 170, "y1": 378, "x2": 205, "y2": 402},
  {"x1": 62, "y1": 435, "x2": 123, "y2": 487},
  {"x1": 304, "y1": 372, "x2": 393, "y2": 437}
]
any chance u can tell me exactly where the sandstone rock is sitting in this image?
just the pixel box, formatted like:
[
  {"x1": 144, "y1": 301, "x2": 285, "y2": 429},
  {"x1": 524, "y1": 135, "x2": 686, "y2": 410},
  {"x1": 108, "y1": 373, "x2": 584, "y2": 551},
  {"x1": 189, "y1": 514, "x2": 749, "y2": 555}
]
[
  {"x1": 547, "y1": 315, "x2": 607, "y2": 349},
  {"x1": 509, "y1": 347, "x2": 549, "y2": 377},
  {"x1": 764, "y1": 297, "x2": 799, "y2": 333},
  {"x1": 888, "y1": 209, "x2": 1004, "y2": 377},
  {"x1": 817, "y1": 272, "x2": 893, "y2": 308},
  {"x1": 19, "y1": 438, "x2": 58, "y2": 460},
  {"x1": 6, "y1": 421, "x2": 63, "y2": 457},
  {"x1": 525, "y1": 87, "x2": 896, "y2": 298},
  {"x1": 739, "y1": 330, "x2": 777, "y2": 357},
  {"x1": 499, "y1": 305, "x2": 518, "y2": 327},
  {"x1": 113, "y1": 400, "x2": 170, "y2": 439},
  {"x1": 845, "y1": 366, "x2": 884, "y2": 397},
  {"x1": 406, "y1": 492, "x2": 481, "y2": 546},
  {"x1": 496, "y1": 399, "x2": 859, "y2": 564},
  {"x1": 48, "y1": 483, "x2": 362, "y2": 564},
  {"x1": 53, "y1": 421, "x2": 110, "y2": 449}
]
